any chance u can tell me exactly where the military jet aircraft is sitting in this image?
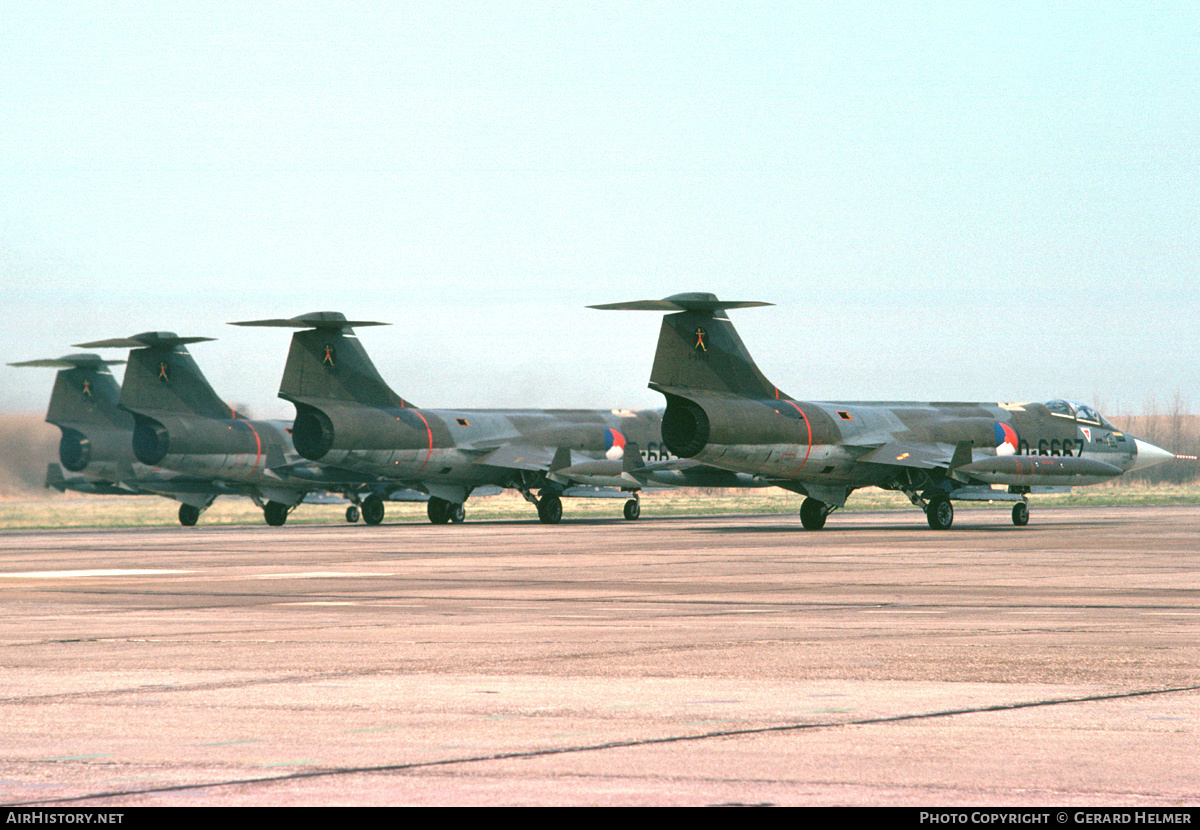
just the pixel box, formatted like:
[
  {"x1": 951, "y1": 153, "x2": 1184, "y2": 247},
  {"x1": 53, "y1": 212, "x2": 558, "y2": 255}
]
[
  {"x1": 233, "y1": 312, "x2": 760, "y2": 524},
  {"x1": 591, "y1": 292, "x2": 1176, "y2": 529},
  {"x1": 9, "y1": 353, "x2": 239, "y2": 514},
  {"x1": 72, "y1": 332, "x2": 374, "y2": 526}
]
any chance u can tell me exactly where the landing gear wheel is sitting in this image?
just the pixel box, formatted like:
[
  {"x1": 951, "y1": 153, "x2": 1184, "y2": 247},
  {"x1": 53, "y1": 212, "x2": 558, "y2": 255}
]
[
  {"x1": 927, "y1": 497, "x2": 954, "y2": 530},
  {"x1": 361, "y1": 494, "x2": 385, "y2": 526},
  {"x1": 537, "y1": 494, "x2": 563, "y2": 524},
  {"x1": 623, "y1": 498, "x2": 641, "y2": 521},
  {"x1": 346, "y1": 505, "x2": 360, "y2": 523},
  {"x1": 178, "y1": 504, "x2": 201, "y2": 527},
  {"x1": 427, "y1": 496, "x2": 451, "y2": 524},
  {"x1": 449, "y1": 503, "x2": 465, "y2": 523},
  {"x1": 1012, "y1": 501, "x2": 1029, "y2": 526},
  {"x1": 263, "y1": 501, "x2": 289, "y2": 527},
  {"x1": 799, "y1": 497, "x2": 829, "y2": 530}
]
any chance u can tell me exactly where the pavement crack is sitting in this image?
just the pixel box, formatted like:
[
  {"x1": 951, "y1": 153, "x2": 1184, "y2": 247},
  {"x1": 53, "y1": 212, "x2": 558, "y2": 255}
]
[{"x1": 17, "y1": 683, "x2": 1200, "y2": 806}]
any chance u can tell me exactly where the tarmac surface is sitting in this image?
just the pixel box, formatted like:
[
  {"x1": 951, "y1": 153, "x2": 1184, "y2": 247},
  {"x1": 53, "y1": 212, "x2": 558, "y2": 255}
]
[{"x1": 0, "y1": 504, "x2": 1197, "y2": 806}]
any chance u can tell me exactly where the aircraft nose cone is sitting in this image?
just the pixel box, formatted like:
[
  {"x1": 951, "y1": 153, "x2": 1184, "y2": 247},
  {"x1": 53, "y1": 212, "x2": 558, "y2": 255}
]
[{"x1": 1130, "y1": 439, "x2": 1175, "y2": 472}]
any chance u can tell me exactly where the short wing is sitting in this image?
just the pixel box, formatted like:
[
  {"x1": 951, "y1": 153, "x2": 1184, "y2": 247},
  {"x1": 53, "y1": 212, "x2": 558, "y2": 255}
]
[
  {"x1": 852, "y1": 441, "x2": 957, "y2": 470},
  {"x1": 471, "y1": 443, "x2": 560, "y2": 472}
]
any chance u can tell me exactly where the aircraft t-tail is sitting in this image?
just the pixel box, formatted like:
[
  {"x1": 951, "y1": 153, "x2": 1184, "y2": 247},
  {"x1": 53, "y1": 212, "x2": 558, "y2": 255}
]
[
  {"x1": 9, "y1": 354, "x2": 142, "y2": 495},
  {"x1": 232, "y1": 312, "x2": 691, "y2": 524},
  {"x1": 591, "y1": 292, "x2": 1176, "y2": 529}
]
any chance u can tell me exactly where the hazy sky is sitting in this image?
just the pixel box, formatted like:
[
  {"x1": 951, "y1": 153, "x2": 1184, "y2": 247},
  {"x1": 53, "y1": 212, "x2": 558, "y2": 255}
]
[{"x1": 3, "y1": 2, "x2": 1197, "y2": 420}]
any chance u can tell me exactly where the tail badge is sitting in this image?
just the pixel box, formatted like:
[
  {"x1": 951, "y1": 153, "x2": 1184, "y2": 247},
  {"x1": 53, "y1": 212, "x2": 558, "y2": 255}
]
[
  {"x1": 323, "y1": 344, "x2": 336, "y2": 366},
  {"x1": 693, "y1": 327, "x2": 707, "y2": 353}
]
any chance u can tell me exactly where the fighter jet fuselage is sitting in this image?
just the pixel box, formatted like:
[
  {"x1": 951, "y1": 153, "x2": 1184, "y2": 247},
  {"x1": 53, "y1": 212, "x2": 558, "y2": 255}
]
[
  {"x1": 236, "y1": 312, "x2": 685, "y2": 524},
  {"x1": 291, "y1": 401, "x2": 661, "y2": 485},
  {"x1": 595, "y1": 293, "x2": 1175, "y2": 529},
  {"x1": 660, "y1": 391, "x2": 1144, "y2": 479}
]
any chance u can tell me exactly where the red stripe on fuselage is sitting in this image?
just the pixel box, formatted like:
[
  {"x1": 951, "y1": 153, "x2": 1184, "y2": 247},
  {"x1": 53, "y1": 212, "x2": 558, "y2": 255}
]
[
  {"x1": 781, "y1": 400, "x2": 812, "y2": 476},
  {"x1": 411, "y1": 410, "x2": 434, "y2": 471},
  {"x1": 241, "y1": 420, "x2": 263, "y2": 476}
]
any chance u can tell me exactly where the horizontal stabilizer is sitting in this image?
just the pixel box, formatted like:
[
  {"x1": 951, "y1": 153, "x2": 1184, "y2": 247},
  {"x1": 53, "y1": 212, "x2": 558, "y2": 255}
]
[
  {"x1": 593, "y1": 291, "x2": 783, "y2": 398},
  {"x1": 589, "y1": 292, "x2": 772, "y2": 313},
  {"x1": 76, "y1": 333, "x2": 232, "y2": 419},
  {"x1": 10, "y1": 353, "x2": 125, "y2": 369},
  {"x1": 74, "y1": 333, "x2": 215, "y2": 350},
  {"x1": 231, "y1": 311, "x2": 389, "y2": 330}
]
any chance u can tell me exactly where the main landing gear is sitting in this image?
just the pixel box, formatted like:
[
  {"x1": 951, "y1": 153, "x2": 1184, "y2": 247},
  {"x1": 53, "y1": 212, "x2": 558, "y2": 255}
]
[
  {"x1": 263, "y1": 500, "x2": 291, "y2": 527},
  {"x1": 178, "y1": 503, "x2": 202, "y2": 526},
  {"x1": 177, "y1": 497, "x2": 218, "y2": 526},
  {"x1": 925, "y1": 496, "x2": 954, "y2": 530},
  {"x1": 799, "y1": 497, "x2": 832, "y2": 530},
  {"x1": 516, "y1": 484, "x2": 564, "y2": 524},
  {"x1": 537, "y1": 493, "x2": 563, "y2": 524},
  {"x1": 361, "y1": 494, "x2": 385, "y2": 526},
  {"x1": 344, "y1": 495, "x2": 389, "y2": 525},
  {"x1": 427, "y1": 496, "x2": 466, "y2": 524}
]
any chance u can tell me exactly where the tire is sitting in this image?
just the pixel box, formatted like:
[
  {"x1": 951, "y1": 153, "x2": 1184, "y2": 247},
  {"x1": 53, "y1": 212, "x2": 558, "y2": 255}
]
[
  {"x1": 346, "y1": 505, "x2": 360, "y2": 523},
  {"x1": 178, "y1": 504, "x2": 201, "y2": 526},
  {"x1": 427, "y1": 497, "x2": 451, "y2": 524},
  {"x1": 623, "y1": 498, "x2": 640, "y2": 521},
  {"x1": 1012, "y1": 501, "x2": 1029, "y2": 526},
  {"x1": 263, "y1": 501, "x2": 288, "y2": 527},
  {"x1": 926, "y1": 497, "x2": 954, "y2": 530},
  {"x1": 537, "y1": 494, "x2": 563, "y2": 525},
  {"x1": 449, "y1": 503, "x2": 465, "y2": 523},
  {"x1": 362, "y1": 494, "x2": 385, "y2": 526},
  {"x1": 799, "y1": 497, "x2": 828, "y2": 530}
]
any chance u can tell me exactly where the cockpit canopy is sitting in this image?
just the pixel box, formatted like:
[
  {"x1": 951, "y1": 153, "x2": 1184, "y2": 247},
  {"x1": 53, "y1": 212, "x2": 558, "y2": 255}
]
[{"x1": 1044, "y1": 399, "x2": 1116, "y2": 430}]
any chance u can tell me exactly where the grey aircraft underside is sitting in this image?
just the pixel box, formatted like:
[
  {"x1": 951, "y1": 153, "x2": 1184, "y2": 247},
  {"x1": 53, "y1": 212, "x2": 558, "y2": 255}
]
[
  {"x1": 591, "y1": 292, "x2": 1176, "y2": 529},
  {"x1": 233, "y1": 312, "x2": 770, "y2": 525}
]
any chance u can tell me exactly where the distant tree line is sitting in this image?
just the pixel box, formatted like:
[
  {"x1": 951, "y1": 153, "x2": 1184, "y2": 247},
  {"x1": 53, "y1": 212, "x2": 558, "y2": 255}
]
[{"x1": 1106, "y1": 392, "x2": 1198, "y2": 485}]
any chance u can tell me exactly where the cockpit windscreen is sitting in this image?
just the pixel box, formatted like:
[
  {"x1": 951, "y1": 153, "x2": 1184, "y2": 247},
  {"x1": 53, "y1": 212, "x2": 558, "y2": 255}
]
[{"x1": 1044, "y1": 399, "x2": 1116, "y2": 430}]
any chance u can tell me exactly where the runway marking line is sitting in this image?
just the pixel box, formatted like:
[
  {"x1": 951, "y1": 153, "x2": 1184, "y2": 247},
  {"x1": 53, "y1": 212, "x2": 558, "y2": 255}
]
[
  {"x1": 254, "y1": 572, "x2": 393, "y2": 580},
  {"x1": 0, "y1": 569, "x2": 193, "y2": 579}
]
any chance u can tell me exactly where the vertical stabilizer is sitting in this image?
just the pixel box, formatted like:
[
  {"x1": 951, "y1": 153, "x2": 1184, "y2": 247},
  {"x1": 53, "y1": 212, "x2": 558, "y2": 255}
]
[
  {"x1": 74, "y1": 334, "x2": 233, "y2": 418},
  {"x1": 9, "y1": 354, "x2": 129, "y2": 429},
  {"x1": 232, "y1": 312, "x2": 413, "y2": 409},
  {"x1": 589, "y1": 292, "x2": 784, "y2": 399}
]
